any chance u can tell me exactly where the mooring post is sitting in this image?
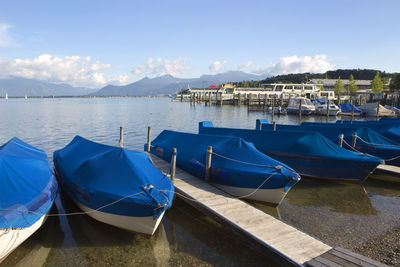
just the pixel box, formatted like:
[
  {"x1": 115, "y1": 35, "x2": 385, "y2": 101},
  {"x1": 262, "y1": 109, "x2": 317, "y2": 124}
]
[
  {"x1": 298, "y1": 99, "x2": 302, "y2": 122},
  {"x1": 146, "y1": 126, "x2": 151, "y2": 152},
  {"x1": 273, "y1": 121, "x2": 277, "y2": 131},
  {"x1": 376, "y1": 101, "x2": 380, "y2": 120},
  {"x1": 205, "y1": 146, "x2": 212, "y2": 182},
  {"x1": 352, "y1": 132, "x2": 357, "y2": 148},
  {"x1": 338, "y1": 133, "x2": 344, "y2": 147},
  {"x1": 351, "y1": 99, "x2": 355, "y2": 123},
  {"x1": 170, "y1": 148, "x2": 177, "y2": 181},
  {"x1": 271, "y1": 96, "x2": 275, "y2": 122},
  {"x1": 119, "y1": 126, "x2": 124, "y2": 147},
  {"x1": 326, "y1": 99, "x2": 330, "y2": 120}
]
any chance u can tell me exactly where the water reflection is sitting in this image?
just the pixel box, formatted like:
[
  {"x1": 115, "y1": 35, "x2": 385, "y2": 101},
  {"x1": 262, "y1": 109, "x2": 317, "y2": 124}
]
[{"x1": 284, "y1": 179, "x2": 378, "y2": 216}]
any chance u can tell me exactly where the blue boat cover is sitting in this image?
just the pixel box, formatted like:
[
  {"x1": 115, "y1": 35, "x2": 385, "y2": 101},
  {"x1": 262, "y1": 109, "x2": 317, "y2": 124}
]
[
  {"x1": 201, "y1": 121, "x2": 382, "y2": 181},
  {"x1": 54, "y1": 136, "x2": 174, "y2": 219},
  {"x1": 339, "y1": 103, "x2": 362, "y2": 114},
  {"x1": 150, "y1": 130, "x2": 300, "y2": 191},
  {"x1": 0, "y1": 137, "x2": 58, "y2": 228},
  {"x1": 265, "y1": 122, "x2": 399, "y2": 166}
]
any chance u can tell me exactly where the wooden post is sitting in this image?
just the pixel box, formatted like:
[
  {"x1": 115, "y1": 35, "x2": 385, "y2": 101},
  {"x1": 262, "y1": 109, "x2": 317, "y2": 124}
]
[
  {"x1": 146, "y1": 126, "x2": 151, "y2": 152},
  {"x1": 205, "y1": 146, "x2": 212, "y2": 182},
  {"x1": 298, "y1": 98, "x2": 302, "y2": 122},
  {"x1": 326, "y1": 99, "x2": 330, "y2": 120},
  {"x1": 273, "y1": 121, "x2": 277, "y2": 131},
  {"x1": 376, "y1": 101, "x2": 380, "y2": 119},
  {"x1": 338, "y1": 134, "x2": 344, "y2": 147},
  {"x1": 119, "y1": 126, "x2": 124, "y2": 147},
  {"x1": 264, "y1": 93, "x2": 267, "y2": 108},
  {"x1": 271, "y1": 95, "x2": 275, "y2": 122},
  {"x1": 170, "y1": 148, "x2": 177, "y2": 181},
  {"x1": 180, "y1": 92, "x2": 183, "y2": 102},
  {"x1": 238, "y1": 93, "x2": 241, "y2": 106},
  {"x1": 352, "y1": 132, "x2": 357, "y2": 148}
]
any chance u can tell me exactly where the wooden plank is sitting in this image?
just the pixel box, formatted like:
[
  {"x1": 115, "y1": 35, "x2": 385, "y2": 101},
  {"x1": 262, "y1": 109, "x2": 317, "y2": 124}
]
[{"x1": 375, "y1": 164, "x2": 400, "y2": 177}]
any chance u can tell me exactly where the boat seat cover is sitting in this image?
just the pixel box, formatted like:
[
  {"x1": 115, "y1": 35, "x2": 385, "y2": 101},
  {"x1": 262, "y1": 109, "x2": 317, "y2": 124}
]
[
  {"x1": 0, "y1": 137, "x2": 58, "y2": 228},
  {"x1": 54, "y1": 136, "x2": 174, "y2": 219}
]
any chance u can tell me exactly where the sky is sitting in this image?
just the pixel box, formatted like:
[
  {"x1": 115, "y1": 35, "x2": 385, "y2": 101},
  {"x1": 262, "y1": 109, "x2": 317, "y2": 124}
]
[{"x1": 0, "y1": 0, "x2": 399, "y2": 88}]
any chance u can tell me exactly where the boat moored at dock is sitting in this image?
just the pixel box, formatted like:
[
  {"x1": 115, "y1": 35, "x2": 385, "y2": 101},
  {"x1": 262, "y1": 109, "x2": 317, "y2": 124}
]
[
  {"x1": 149, "y1": 130, "x2": 300, "y2": 206},
  {"x1": 200, "y1": 121, "x2": 383, "y2": 183},
  {"x1": 54, "y1": 136, "x2": 174, "y2": 235},
  {"x1": 286, "y1": 97, "x2": 316, "y2": 115},
  {"x1": 0, "y1": 137, "x2": 58, "y2": 263}
]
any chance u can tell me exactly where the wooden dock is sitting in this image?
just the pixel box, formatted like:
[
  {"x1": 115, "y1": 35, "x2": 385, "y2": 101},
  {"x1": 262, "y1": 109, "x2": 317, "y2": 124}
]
[
  {"x1": 375, "y1": 164, "x2": 400, "y2": 177},
  {"x1": 150, "y1": 155, "x2": 386, "y2": 266}
]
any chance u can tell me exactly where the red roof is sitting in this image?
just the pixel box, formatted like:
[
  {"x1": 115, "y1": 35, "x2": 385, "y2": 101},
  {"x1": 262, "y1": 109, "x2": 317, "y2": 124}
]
[{"x1": 210, "y1": 84, "x2": 216, "y2": 88}]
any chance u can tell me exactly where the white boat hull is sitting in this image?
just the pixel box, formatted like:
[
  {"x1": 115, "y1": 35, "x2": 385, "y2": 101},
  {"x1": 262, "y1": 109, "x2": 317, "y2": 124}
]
[
  {"x1": 73, "y1": 199, "x2": 164, "y2": 236},
  {"x1": 0, "y1": 214, "x2": 47, "y2": 263},
  {"x1": 315, "y1": 108, "x2": 340, "y2": 116},
  {"x1": 213, "y1": 184, "x2": 288, "y2": 206}
]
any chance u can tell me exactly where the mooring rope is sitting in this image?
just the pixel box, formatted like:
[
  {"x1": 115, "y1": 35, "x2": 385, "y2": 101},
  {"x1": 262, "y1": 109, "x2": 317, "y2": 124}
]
[
  {"x1": 342, "y1": 139, "x2": 364, "y2": 153},
  {"x1": 211, "y1": 151, "x2": 282, "y2": 169},
  {"x1": 356, "y1": 135, "x2": 400, "y2": 148}
]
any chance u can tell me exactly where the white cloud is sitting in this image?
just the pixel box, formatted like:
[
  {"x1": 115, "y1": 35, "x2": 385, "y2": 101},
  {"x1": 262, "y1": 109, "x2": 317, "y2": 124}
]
[
  {"x1": 0, "y1": 54, "x2": 129, "y2": 88},
  {"x1": 209, "y1": 60, "x2": 227, "y2": 73},
  {"x1": 237, "y1": 61, "x2": 254, "y2": 70},
  {"x1": 132, "y1": 57, "x2": 189, "y2": 77},
  {"x1": 253, "y1": 54, "x2": 334, "y2": 75},
  {"x1": 0, "y1": 23, "x2": 17, "y2": 47}
]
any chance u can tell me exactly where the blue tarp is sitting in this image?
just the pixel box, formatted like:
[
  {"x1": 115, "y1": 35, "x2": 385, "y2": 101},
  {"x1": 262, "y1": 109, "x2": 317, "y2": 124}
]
[
  {"x1": 150, "y1": 130, "x2": 300, "y2": 192},
  {"x1": 303, "y1": 121, "x2": 400, "y2": 144},
  {"x1": 264, "y1": 122, "x2": 400, "y2": 166},
  {"x1": 339, "y1": 103, "x2": 362, "y2": 114},
  {"x1": 54, "y1": 136, "x2": 174, "y2": 219},
  {"x1": 0, "y1": 137, "x2": 58, "y2": 228},
  {"x1": 201, "y1": 121, "x2": 382, "y2": 182}
]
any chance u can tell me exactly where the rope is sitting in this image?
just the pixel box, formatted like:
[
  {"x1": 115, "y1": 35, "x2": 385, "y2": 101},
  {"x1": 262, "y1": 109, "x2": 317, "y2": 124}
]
[
  {"x1": 238, "y1": 172, "x2": 277, "y2": 199},
  {"x1": 356, "y1": 135, "x2": 400, "y2": 148},
  {"x1": 0, "y1": 191, "x2": 148, "y2": 217},
  {"x1": 343, "y1": 137, "x2": 400, "y2": 162},
  {"x1": 211, "y1": 151, "x2": 282, "y2": 169},
  {"x1": 342, "y1": 139, "x2": 363, "y2": 153}
]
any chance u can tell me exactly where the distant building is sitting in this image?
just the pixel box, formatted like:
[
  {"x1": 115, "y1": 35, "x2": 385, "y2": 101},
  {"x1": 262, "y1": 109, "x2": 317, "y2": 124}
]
[{"x1": 309, "y1": 79, "x2": 372, "y2": 91}]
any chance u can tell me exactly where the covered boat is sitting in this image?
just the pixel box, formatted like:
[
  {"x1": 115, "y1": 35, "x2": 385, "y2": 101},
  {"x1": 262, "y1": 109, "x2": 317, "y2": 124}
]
[
  {"x1": 1, "y1": 137, "x2": 58, "y2": 262},
  {"x1": 54, "y1": 136, "x2": 174, "y2": 235},
  {"x1": 313, "y1": 98, "x2": 340, "y2": 116},
  {"x1": 150, "y1": 130, "x2": 300, "y2": 206},
  {"x1": 286, "y1": 97, "x2": 315, "y2": 115},
  {"x1": 262, "y1": 121, "x2": 400, "y2": 166},
  {"x1": 339, "y1": 103, "x2": 362, "y2": 116},
  {"x1": 358, "y1": 102, "x2": 396, "y2": 117},
  {"x1": 201, "y1": 121, "x2": 383, "y2": 183}
]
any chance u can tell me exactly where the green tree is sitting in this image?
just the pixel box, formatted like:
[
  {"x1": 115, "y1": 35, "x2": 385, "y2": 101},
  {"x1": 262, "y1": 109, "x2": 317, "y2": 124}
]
[
  {"x1": 390, "y1": 74, "x2": 400, "y2": 92},
  {"x1": 334, "y1": 77, "x2": 345, "y2": 95},
  {"x1": 318, "y1": 79, "x2": 324, "y2": 91},
  {"x1": 382, "y1": 77, "x2": 389, "y2": 89},
  {"x1": 347, "y1": 74, "x2": 358, "y2": 95},
  {"x1": 371, "y1": 72, "x2": 383, "y2": 93}
]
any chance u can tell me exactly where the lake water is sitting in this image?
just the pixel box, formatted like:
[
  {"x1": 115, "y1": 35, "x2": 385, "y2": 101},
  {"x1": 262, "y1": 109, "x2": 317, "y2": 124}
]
[{"x1": 1, "y1": 97, "x2": 399, "y2": 266}]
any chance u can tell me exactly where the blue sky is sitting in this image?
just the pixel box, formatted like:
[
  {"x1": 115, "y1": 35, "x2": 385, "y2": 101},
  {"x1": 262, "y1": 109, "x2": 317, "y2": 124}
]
[{"x1": 0, "y1": 0, "x2": 399, "y2": 88}]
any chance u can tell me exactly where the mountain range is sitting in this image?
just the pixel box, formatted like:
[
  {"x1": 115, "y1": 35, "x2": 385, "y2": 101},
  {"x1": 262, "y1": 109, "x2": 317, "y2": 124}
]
[
  {"x1": 0, "y1": 78, "x2": 96, "y2": 97},
  {"x1": 93, "y1": 71, "x2": 265, "y2": 96},
  {"x1": 0, "y1": 71, "x2": 264, "y2": 97}
]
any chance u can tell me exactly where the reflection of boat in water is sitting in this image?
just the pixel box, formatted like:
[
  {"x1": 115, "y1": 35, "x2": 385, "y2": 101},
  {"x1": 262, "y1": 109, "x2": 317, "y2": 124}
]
[
  {"x1": 283, "y1": 179, "x2": 378, "y2": 216},
  {"x1": 0, "y1": 204, "x2": 64, "y2": 267},
  {"x1": 59, "y1": 192, "x2": 170, "y2": 266}
]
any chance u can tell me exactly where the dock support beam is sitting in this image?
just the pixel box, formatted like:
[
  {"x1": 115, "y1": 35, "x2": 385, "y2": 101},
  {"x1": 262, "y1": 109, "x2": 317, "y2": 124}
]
[
  {"x1": 170, "y1": 148, "x2": 177, "y2": 181},
  {"x1": 147, "y1": 126, "x2": 151, "y2": 152},
  {"x1": 273, "y1": 121, "x2": 277, "y2": 131},
  {"x1": 119, "y1": 126, "x2": 124, "y2": 147},
  {"x1": 326, "y1": 99, "x2": 330, "y2": 120},
  {"x1": 338, "y1": 134, "x2": 344, "y2": 147},
  {"x1": 298, "y1": 99, "x2": 302, "y2": 122},
  {"x1": 351, "y1": 99, "x2": 355, "y2": 123},
  {"x1": 352, "y1": 132, "x2": 357, "y2": 148},
  {"x1": 205, "y1": 146, "x2": 212, "y2": 182}
]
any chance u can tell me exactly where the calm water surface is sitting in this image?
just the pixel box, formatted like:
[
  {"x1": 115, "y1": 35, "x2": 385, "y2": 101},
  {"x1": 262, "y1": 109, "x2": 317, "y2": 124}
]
[{"x1": 1, "y1": 97, "x2": 399, "y2": 266}]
